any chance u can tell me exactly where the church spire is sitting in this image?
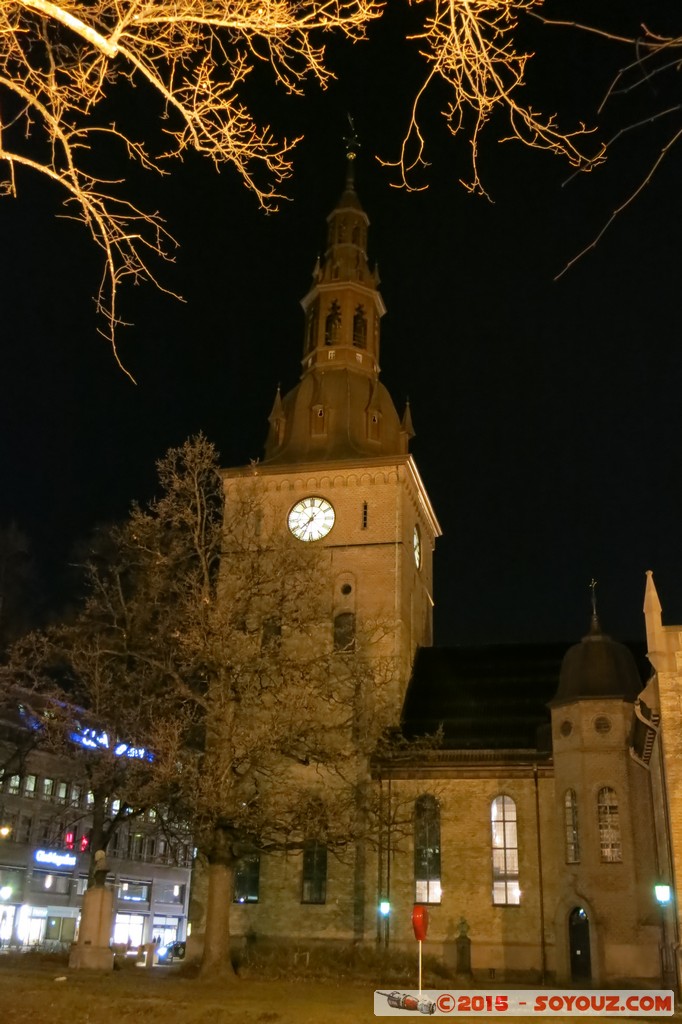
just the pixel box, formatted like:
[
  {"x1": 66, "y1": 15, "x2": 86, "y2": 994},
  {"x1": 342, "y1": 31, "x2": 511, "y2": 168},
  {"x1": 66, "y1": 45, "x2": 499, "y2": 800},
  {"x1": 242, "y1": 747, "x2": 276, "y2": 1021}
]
[{"x1": 262, "y1": 143, "x2": 407, "y2": 465}]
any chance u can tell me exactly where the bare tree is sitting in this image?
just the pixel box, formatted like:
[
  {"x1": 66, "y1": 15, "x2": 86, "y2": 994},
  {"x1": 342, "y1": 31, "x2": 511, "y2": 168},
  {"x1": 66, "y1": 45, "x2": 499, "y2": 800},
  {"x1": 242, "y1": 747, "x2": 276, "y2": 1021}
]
[
  {"x1": 534, "y1": 14, "x2": 682, "y2": 275},
  {"x1": 1, "y1": 1, "x2": 601, "y2": 365},
  {"x1": 1, "y1": 435, "x2": 408, "y2": 976}
]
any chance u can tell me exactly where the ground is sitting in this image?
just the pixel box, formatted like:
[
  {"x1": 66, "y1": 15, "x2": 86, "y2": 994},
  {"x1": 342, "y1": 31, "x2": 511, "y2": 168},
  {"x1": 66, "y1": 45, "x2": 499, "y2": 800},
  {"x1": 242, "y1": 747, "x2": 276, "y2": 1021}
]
[{"x1": 0, "y1": 958, "x2": 677, "y2": 1023}]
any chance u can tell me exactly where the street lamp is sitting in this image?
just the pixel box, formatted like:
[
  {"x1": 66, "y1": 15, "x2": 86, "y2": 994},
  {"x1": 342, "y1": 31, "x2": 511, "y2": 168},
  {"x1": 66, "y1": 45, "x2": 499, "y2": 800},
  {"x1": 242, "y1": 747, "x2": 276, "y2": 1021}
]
[{"x1": 654, "y1": 883, "x2": 676, "y2": 989}]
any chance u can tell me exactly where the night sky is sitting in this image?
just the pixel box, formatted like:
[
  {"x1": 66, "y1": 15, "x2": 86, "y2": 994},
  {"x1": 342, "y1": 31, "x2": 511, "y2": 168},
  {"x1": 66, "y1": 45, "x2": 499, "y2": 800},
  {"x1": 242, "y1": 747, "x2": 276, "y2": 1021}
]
[{"x1": 1, "y1": 2, "x2": 681, "y2": 647}]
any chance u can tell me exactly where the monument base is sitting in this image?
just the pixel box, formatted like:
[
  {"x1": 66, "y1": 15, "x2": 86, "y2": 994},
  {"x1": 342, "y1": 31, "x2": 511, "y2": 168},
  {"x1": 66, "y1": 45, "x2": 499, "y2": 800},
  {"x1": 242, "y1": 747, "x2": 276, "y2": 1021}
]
[
  {"x1": 69, "y1": 944, "x2": 114, "y2": 971},
  {"x1": 69, "y1": 883, "x2": 114, "y2": 972}
]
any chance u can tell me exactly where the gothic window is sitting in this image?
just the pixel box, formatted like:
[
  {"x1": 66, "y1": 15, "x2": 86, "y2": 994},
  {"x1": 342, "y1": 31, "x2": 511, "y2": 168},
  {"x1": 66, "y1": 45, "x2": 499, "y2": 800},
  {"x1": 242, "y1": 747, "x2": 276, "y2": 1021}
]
[
  {"x1": 564, "y1": 789, "x2": 580, "y2": 864},
  {"x1": 333, "y1": 612, "x2": 355, "y2": 653},
  {"x1": 234, "y1": 855, "x2": 260, "y2": 903},
  {"x1": 353, "y1": 306, "x2": 367, "y2": 348},
  {"x1": 414, "y1": 795, "x2": 441, "y2": 904},
  {"x1": 325, "y1": 301, "x2": 341, "y2": 345},
  {"x1": 597, "y1": 787, "x2": 622, "y2": 863},
  {"x1": 301, "y1": 840, "x2": 327, "y2": 904},
  {"x1": 491, "y1": 795, "x2": 520, "y2": 905}
]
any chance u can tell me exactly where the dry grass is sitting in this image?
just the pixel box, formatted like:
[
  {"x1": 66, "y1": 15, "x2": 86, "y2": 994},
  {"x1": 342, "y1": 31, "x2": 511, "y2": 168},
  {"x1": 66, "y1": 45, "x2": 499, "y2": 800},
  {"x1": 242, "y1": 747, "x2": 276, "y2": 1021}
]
[{"x1": 0, "y1": 957, "x2": 678, "y2": 1024}]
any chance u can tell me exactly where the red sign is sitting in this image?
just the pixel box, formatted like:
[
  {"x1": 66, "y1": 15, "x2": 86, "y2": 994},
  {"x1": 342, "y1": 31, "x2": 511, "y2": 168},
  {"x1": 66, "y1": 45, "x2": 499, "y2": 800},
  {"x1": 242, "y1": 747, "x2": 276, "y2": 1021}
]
[{"x1": 412, "y1": 904, "x2": 429, "y2": 941}]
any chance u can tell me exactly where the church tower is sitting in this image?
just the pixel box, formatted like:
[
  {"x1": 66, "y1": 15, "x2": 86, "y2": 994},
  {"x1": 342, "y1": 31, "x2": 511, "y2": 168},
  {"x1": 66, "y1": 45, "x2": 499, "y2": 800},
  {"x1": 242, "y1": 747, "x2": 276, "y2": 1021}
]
[{"x1": 223, "y1": 143, "x2": 441, "y2": 698}]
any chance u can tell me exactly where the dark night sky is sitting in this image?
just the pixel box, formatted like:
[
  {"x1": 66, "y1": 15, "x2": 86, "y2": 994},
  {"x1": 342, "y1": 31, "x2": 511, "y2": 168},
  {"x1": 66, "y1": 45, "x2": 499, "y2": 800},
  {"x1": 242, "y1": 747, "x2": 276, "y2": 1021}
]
[{"x1": 1, "y1": 1, "x2": 681, "y2": 647}]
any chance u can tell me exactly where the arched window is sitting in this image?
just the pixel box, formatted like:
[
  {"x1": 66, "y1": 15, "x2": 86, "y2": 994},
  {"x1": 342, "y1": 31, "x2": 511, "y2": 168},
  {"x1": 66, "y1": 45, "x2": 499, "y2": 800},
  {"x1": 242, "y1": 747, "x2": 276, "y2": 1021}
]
[
  {"x1": 353, "y1": 306, "x2": 367, "y2": 347},
  {"x1": 305, "y1": 303, "x2": 318, "y2": 352},
  {"x1": 301, "y1": 840, "x2": 327, "y2": 904},
  {"x1": 491, "y1": 795, "x2": 520, "y2": 905},
  {"x1": 597, "y1": 787, "x2": 622, "y2": 862},
  {"x1": 414, "y1": 795, "x2": 441, "y2": 904},
  {"x1": 325, "y1": 301, "x2": 341, "y2": 344},
  {"x1": 333, "y1": 612, "x2": 355, "y2": 653},
  {"x1": 564, "y1": 789, "x2": 580, "y2": 864}
]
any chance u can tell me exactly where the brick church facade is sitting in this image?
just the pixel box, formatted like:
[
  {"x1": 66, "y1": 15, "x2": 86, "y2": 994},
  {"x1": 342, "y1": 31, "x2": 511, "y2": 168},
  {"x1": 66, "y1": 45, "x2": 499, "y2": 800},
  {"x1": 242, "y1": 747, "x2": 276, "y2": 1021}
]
[{"x1": 190, "y1": 147, "x2": 676, "y2": 989}]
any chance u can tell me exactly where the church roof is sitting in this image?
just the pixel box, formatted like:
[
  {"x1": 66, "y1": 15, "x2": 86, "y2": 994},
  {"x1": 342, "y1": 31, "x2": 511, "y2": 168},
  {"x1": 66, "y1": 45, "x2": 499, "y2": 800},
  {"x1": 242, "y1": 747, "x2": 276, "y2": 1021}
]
[
  {"x1": 401, "y1": 641, "x2": 647, "y2": 752},
  {"x1": 551, "y1": 615, "x2": 643, "y2": 706}
]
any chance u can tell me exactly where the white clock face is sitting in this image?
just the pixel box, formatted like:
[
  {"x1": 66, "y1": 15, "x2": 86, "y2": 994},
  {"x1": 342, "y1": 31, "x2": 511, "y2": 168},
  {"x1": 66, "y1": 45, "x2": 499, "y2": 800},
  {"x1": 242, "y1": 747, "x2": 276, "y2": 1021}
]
[
  {"x1": 288, "y1": 496, "x2": 336, "y2": 542},
  {"x1": 413, "y1": 525, "x2": 422, "y2": 569}
]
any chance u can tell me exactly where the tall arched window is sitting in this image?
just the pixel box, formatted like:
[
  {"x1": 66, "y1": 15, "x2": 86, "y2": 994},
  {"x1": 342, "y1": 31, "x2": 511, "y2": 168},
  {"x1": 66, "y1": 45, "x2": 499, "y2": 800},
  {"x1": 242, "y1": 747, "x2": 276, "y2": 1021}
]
[
  {"x1": 491, "y1": 795, "x2": 520, "y2": 905},
  {"x1": 414, "y1": 795, "x2": 441, "y2": 904},
  {"x1": 564, "y1": 789, "x2": 580, "y2": 864},
  {"x1": 333, "y1": 612, "x2": 355, "y2": 653},
  {"x1": 353, "y1": 306, "x2": 367, "y2": 347},
  {"x1": 597, "y1": 787, "x2": 622, "y2": 862},
  {"x1": 325, "y1": 301, "x2": 341, "y2": 344}
]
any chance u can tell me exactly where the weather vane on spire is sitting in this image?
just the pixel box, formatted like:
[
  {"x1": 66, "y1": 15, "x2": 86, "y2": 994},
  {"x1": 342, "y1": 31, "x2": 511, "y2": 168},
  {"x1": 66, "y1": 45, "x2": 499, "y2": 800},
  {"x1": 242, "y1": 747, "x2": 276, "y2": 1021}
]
[
  {"x1": 590, "y1": 578, "x2": 598, "y2": 617},
  {"x1": 344, "y1": 114, "x2": 360, "y2": 160}
]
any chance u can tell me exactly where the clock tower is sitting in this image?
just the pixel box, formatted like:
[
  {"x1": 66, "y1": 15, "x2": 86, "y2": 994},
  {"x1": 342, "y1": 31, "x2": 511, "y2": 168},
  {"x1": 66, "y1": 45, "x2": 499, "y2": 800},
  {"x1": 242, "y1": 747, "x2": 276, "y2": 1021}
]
[{"x1": 223, "y1": 144, "x2": 441, "y2": 700}]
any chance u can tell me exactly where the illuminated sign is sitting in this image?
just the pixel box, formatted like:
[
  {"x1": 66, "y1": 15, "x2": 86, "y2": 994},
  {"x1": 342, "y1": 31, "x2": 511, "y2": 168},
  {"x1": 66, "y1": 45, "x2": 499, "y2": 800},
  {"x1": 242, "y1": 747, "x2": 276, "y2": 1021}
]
[
  {"x1": 34, "y1": 849, "x2": 78, "y2": 869},
  {"x1": 70, "y1": 729, "x2": 151, "y2": 761}
]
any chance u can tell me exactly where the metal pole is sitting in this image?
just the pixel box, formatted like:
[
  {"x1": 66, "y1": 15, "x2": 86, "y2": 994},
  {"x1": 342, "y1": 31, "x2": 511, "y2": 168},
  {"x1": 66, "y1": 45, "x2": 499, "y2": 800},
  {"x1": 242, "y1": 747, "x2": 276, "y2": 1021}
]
[{"x1": 418, "y1": 938, "x2": 422, "y2": 993}]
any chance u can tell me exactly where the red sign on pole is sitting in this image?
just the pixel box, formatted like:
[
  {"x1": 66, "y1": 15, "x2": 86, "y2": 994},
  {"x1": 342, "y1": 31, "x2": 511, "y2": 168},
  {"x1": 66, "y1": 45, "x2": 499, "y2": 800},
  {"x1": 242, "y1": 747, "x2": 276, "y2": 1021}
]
[{"x1": 412, "y1": 904, "x2": 429, "y2": 941}]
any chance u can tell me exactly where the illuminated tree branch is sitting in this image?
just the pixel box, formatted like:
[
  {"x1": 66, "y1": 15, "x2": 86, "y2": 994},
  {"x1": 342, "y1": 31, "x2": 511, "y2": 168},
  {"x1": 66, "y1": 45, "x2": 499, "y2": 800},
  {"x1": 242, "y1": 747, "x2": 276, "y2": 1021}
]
[
  {"x1": 382, "y1": 0, "x2": 601, "y2": 195},
  {"x1": 1, "y1": 1, "x2": 383, "y2": 368}
]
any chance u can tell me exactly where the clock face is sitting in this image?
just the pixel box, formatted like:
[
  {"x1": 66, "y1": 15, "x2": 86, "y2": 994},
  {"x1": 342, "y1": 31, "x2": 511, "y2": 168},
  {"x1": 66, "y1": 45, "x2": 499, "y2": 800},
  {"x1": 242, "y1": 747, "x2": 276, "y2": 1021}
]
[
  {"x1": 288, "y1": 496, "x2": 336, "y2": 542},
  {"x1": 413, "y1": 525, "x2": 422, "y2": 569}
]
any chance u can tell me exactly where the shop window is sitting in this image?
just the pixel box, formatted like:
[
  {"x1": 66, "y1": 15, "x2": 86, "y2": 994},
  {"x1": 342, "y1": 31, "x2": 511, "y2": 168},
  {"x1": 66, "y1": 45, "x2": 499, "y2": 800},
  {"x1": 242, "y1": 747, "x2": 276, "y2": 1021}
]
[
  {"x1": 234, "y1": 855, "x2": 260, "y2": 903},
  {"x1": 491, "y1": 795, "x2": 520, "y2": 905},
  {"x1": 597, "y1": 787, "x2": 622, "y2": 862},
  {"x1": 301, "y1": 841, "x2": 327, "y2": 904},
  {"x1": 414, "y1": 795, "x2": 442, "y2": 904}
]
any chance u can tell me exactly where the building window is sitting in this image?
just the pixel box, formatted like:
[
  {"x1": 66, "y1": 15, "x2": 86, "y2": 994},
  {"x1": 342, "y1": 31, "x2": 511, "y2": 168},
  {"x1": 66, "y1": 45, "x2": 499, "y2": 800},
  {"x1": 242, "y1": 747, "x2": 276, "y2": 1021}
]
[
  {"x1": 7, "y1": 775, "x2": 20, "y2": 795},
  {"x1": 55, "y1": 781, "x2": 68, "y2": 805},
  {"x1": 261, "y1": 617, "x2": 282, "y2": 651},
  {"x1": 564, "y1": 789, "x2": 580, "y2": 864},
  {"x1": 154, "y1": 881, "x2": 185, "y2": 905},
  {"x1": 324, "y1": 301, "x2": 341, "y2": 345},
  {"x1": 362, "y1": 501, "x2": 368, "y2": 529},
  {"x1": 333, "y1": 612, "x2": 356, "y2": 653},
  {"x1": 491, "y1": 795, "x2": 520, "y2": 905},
  {"x1": 234, "y1": 855, "x2": 260, "y2": 904},
  {"x1": 86, "y1": 791, "x2": 95, "y2": 808},
  {"x1": 42, "y1": 778, "x2": 54, "y2": 800},
  {"x1": 353, "y1": 306, "x2": 367, "y2": 347},
  {"x1": 118, "y1": 880, "x2": 151, "y2": 903},
  {"x1": 70, "y1": 785, "x2": 82, "y2": 808},
  {"x1": 301, "y1": 841, "x2": 327, "y2": 904},
  {"x1": 597, "y1": 787, "x2": 622, "y2": 862},
  {"x1": 414, "y1": 795, "x2": 442, "y2": 904},
  {"x1": 23, "y1": 775, "x2": 37, "y2": 799}
]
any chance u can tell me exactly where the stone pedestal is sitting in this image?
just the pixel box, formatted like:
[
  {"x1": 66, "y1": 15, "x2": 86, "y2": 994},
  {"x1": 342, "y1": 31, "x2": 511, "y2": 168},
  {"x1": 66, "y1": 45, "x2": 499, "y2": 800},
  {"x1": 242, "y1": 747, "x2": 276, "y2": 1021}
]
[{"x1": 69, "y1": 885, "x2": 114, "y2": 971}]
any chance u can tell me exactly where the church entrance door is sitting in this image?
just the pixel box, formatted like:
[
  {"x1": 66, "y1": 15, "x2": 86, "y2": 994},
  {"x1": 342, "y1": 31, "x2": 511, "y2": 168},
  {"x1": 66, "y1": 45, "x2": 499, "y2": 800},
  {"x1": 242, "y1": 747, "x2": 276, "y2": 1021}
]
[{"x1": 568, "y1": 907, "x2": 592, "y2": 981}]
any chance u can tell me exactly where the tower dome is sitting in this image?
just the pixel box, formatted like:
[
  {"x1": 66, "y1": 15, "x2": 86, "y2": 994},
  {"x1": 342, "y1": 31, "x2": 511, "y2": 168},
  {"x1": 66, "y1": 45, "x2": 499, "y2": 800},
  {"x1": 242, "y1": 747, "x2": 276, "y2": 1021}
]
[{"x1": 551, "y1": 615, "x2": 642, "y2": 707}]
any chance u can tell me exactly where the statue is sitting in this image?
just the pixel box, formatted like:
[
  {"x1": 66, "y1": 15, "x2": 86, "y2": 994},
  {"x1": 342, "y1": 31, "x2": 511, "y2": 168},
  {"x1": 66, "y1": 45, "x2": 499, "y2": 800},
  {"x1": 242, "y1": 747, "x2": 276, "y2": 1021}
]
[{"x1": 93, "y1": 850, "x2": 109, "y2": 888}]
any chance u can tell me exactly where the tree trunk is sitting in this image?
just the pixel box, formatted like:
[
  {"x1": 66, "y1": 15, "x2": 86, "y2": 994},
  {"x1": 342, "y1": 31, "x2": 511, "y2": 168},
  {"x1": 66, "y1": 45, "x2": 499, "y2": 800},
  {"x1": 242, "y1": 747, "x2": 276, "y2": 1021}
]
[{"x1": 199, "y1": 858, "x2": 237, "y2": 979}]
